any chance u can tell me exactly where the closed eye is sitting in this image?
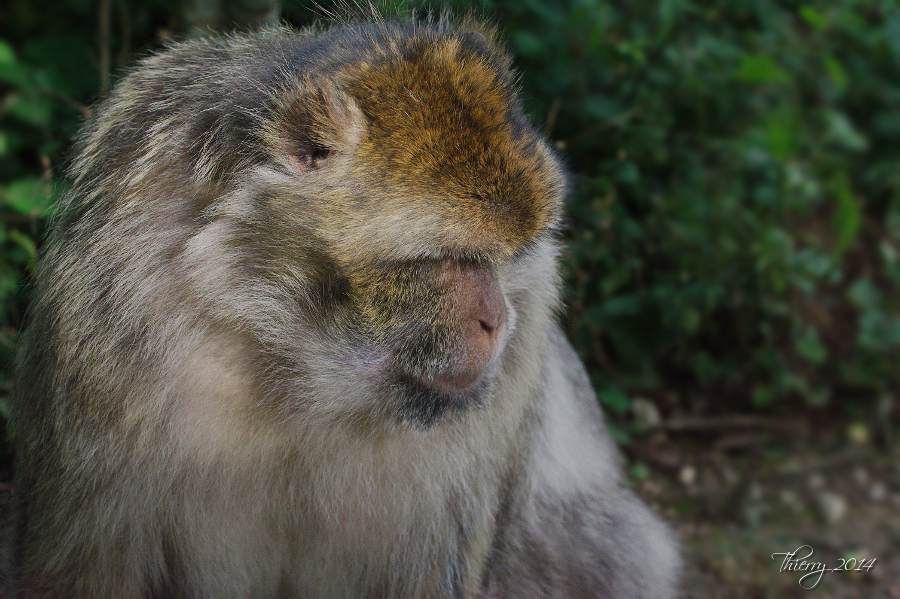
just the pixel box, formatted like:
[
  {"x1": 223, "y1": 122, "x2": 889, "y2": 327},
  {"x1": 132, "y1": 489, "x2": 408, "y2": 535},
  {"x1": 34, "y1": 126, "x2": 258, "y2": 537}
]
[{"x1": 289, "y1": 146, "x2": 332, "y2": 173}]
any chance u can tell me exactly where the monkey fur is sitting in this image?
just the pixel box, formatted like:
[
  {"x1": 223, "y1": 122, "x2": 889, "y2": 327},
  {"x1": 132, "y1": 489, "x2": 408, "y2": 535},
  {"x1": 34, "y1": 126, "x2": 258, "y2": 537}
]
[{"x1": 10, "y1": 16, "x2": 680, "y2": 599}]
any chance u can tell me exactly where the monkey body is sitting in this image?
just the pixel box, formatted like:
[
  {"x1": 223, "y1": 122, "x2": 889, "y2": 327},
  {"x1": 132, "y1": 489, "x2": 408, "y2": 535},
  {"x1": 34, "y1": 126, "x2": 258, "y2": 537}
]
[{"x1": 11, "y1": 19, "x2": 679, "y2": 598}]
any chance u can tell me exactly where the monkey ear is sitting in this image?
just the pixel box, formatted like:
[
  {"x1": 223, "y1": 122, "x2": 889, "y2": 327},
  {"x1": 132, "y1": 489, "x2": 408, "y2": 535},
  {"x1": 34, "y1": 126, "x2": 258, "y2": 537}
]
[{"x1": 272, "y1": 83, "x2": 365, "y2": 175}]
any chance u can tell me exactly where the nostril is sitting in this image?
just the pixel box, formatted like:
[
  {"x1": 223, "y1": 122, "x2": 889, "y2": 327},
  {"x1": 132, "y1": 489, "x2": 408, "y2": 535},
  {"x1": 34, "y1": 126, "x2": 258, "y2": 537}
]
[
  {"x1": 478, "y1": 304, "x2": 506, "y2": 338},
  {"x1": 476, "y1": 297, "x2": 506, "y2": 338}
]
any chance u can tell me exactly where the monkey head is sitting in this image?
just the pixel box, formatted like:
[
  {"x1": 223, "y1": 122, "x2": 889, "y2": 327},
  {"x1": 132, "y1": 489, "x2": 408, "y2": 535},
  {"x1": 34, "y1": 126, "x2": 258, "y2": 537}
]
[{"x1": 181, "y1": 23, "x2": 566, "y2": 428}]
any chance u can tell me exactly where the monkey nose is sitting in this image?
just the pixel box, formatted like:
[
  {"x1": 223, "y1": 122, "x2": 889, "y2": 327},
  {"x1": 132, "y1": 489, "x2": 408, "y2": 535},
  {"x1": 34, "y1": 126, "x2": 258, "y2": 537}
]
[
  {"x1": 470, "y1": 274, "x2": 506, "y2": 348},
  {"x1": 427, "y1": 260, "x2": 507, "y2": 394}
]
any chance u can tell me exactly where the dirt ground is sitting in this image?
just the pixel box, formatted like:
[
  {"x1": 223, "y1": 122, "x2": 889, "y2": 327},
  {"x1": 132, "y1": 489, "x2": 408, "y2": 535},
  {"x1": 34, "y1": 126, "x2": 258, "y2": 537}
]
[{"x1": 630, "y1": 412, "x2": 900, "y2": 598}]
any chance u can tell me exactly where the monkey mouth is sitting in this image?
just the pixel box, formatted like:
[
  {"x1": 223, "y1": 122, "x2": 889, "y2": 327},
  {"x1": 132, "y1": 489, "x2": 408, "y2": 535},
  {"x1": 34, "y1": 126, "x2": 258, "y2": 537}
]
[
  {"x1": 423, "y1": 369, "x2": 483, "y2": 393},
  {"x1": 388, "y1": 326, "x2": 501, "y2": 398},
  {"x1": 384, "y1": 341, "x2": 497, "y2": 427},
  {"x1": 392, "y1": 371, "x2": 491, "y2": 427}
]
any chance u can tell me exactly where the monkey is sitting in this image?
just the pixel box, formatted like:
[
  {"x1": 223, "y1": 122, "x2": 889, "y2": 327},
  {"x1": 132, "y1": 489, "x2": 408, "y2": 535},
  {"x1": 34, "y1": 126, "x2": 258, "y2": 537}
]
[{"x1": 9, "y1": 15, "x2": 680, "y2": 599}]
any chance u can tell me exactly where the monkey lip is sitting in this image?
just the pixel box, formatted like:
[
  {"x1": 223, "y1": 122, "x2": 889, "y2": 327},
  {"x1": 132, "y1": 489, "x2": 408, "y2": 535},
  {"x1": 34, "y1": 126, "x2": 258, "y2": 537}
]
[{"x1": 422, "y1": 368, "x2": 484, "y2": 394}]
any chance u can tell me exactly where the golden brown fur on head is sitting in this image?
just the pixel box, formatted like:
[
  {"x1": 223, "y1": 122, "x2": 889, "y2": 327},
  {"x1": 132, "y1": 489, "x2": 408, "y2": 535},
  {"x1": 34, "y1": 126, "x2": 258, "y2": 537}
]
[{"x1": 262, "y1": 19, "x2": 565, "y2": 268}]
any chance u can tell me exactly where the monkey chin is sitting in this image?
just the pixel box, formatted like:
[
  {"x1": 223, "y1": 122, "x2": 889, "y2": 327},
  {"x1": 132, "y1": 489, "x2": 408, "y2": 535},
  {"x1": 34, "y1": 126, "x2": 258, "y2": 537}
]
[{"x1": 390, "y1": 370, "x2": 493, "y2": 428}]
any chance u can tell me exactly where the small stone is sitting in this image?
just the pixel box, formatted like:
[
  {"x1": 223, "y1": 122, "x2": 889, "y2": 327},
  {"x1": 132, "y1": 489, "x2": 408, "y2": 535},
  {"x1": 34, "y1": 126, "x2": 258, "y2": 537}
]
[
  {"x1": 779, "y1": 489, "x2": 801, "y2": 511},
  {"x1": 847, "y1": 422, "x2": 870, "y2": 445},
  {"x1": 807, "y1": 473, "x2": 825, "y2": 490},
  {"x1": 869, "y1": 482, "x2": 888, "y2": 502},
  {"x1": 877, "y1": 393, "x2": 895, "y2": 418},
  {"x1": 742, "y1": 497, "x2": 768, "y2": 527},
  {"x1": 748, "y1": 481, "x2": 764, "y2": 502},
  {"x1": 852, "y1": 466, "x2": 869, "y2": 487},
  {"x1": 721, "y1": 467, "x2": 739, "y2": 487},
  {"x1": 679, "y1": 465, "x2": 696, "y2": 486},
  {"x1": 631, "y1": 397, "x2": 662, "y2": 429},
  {"x1": 814, "y1": 490, "x2": 847, "y2": 525},
  {"x1": 887, "y1": 520, "x2": 900, "y2": 542}
]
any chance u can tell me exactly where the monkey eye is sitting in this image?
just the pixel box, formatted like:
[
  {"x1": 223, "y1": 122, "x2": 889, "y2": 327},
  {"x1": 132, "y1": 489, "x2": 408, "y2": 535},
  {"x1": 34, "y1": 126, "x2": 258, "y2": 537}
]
[{"x1": 289, "y1": 146, "x2": 331, "y2": 173}]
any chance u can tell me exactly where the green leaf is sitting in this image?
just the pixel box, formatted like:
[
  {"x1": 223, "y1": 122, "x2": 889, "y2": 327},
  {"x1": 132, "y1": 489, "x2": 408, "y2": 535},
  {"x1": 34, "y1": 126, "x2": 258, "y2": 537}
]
[
  {"x1": 830, "y1": 172, "x2": 860, "y2": 253},
  {"x1": 764, "y1": 110, "x2": 797, "y2": 160},
  {"x1": 2, "y1": 178, "x2": 46, "y2": 215},
  {"x1": 596, "y1": 385, "x2": 631, "y2": 415},
  {"x1": 823, "y1": 110, "x2": 867, "y2": 151},
  {"x1": 0, "y1": 39, "x2": 16, "y2": 66},
  {"x1": 752, "y1": 385, "x2": 775, "y2": 407},
  {"x1": 824, "y1": 55, "x2": 848, "y2": 91},
  {"x1": 657, "y1": 0, "x2": 681, "y2": 37},
  {"x1": 0, "y1": 62, "x2": 31, "y2": 88},
  {"x1": 629, "y1": 461, "x2": 651, "y2": 482},
  {"x1": 733, "y1": 55, "x2": 790, "y2": 85},
  {"x1": 606, "y1": 422, "x2": 631, "y2": 445},
  {"x1": 8, "y1": 229, "x2": 37, "y2": 264},
  {"x1": 794, "y1": 328, "x2": 827, "y2": 365},
  {"x1": 511, "y1": 31, "x2": 545, "y2": 57},
  {"x1": 857, "y1": 311, "x2": 900, "y2": 351},
  {"x1": 6, "y1": 93, "x2": 53, "y2": 128},
  {"x1": 599, "y1": 295, "x2": 642, "y2": 317},
  {"x1": 848, "y1": 279, "x2": 882, "y2": 311},
  {"x1": 690, "y1": 352, "x2": 721, "y2": 385},
  {"x1": 799, "y1": 6, "x2": 828, "y2": 30}
]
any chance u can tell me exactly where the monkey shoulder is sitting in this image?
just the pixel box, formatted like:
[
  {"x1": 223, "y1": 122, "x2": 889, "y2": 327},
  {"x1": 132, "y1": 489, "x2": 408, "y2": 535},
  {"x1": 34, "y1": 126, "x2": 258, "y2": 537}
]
[
  {"x1": 480, "y1": 325, "x2": 681, "y2": 598},
  {"x1": 529, "y1": 324, "x2": 622, "y2": 493}
]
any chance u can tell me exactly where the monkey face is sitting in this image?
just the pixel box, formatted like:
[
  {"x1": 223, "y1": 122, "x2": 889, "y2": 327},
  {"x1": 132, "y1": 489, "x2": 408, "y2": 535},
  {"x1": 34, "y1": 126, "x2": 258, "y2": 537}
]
[{"x1": 247, "y1": 25, "x2": 565, "y2": 426}]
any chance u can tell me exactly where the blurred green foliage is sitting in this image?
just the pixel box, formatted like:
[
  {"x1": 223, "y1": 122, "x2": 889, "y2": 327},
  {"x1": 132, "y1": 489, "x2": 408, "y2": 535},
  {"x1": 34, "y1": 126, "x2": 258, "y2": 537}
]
[
  {"x1": 1, "y1": 0, "x2": 898, "y2": 430},
  {"x1": 484, "y1": 0, "x2": 900, "y2": 416}
]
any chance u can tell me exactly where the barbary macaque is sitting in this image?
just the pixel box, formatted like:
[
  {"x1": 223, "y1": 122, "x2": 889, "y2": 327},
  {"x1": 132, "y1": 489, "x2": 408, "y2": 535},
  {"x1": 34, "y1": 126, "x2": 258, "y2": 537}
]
[{"x1": 10, "y1": 16, "x2": 680, "y2": 599}]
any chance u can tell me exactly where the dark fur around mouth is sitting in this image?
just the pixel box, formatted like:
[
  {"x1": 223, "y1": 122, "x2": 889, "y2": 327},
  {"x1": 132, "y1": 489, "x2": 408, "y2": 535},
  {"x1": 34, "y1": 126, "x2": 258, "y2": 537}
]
[{"x1": 391, "y1": 373, "x2": 489, "y2": 427}]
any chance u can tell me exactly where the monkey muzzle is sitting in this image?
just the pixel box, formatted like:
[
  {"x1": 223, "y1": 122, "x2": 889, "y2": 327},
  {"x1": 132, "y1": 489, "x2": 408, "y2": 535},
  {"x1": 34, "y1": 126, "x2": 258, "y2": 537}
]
[
  {"x1": 376, "y1": 258, "x2": 508, "y2": 402},
  {"x1": 420, "y1": 260, "x2": 507, "y2": 394}
]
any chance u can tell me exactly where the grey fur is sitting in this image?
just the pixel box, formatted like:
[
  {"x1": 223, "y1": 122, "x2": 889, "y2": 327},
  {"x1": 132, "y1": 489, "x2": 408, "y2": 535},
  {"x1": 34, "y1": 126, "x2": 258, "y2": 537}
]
[{"x1": 10, "y1": 19, "x2": 680, "y2": 599}]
